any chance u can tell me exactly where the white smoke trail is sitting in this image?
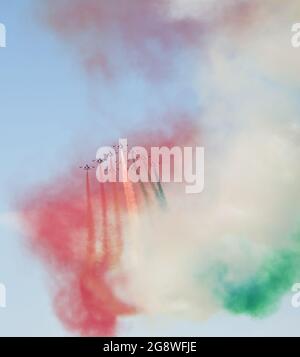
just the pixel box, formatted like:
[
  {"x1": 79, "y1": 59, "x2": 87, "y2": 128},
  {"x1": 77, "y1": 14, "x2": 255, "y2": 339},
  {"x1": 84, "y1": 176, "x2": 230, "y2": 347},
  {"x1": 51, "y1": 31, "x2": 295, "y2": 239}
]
[{"x1": 122, "y1": 0, "x2": 300, "y2": 317}]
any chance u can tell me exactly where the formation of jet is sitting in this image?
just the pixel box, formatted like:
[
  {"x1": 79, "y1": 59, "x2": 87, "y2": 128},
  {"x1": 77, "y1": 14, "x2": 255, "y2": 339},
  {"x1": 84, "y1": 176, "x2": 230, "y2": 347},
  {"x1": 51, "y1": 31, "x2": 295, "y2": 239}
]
[
  {"x1": 79, "y1": 164, "x2": 95, "y2": 171},
  {"x1": 80, "y1": 144, "x2": 136, "y2": 171},
  {"x1": 92, "y1": 158, "x2": 105, "y2": 164},
  {"x1": 113, "y1": 144, "x2": 128, "y2": 150}
]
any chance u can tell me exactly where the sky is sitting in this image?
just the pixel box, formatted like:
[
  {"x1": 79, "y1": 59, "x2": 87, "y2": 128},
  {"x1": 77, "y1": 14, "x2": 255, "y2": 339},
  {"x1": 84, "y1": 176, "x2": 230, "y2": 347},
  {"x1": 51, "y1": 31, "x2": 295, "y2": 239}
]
[{"x1": 0, "y1": 0, "x2": 300, "y2": 336}]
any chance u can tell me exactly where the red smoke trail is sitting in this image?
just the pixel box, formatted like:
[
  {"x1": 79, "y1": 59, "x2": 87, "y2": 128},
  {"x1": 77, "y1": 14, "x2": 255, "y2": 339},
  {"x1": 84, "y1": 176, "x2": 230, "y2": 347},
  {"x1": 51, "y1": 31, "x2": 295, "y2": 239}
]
[
  {"x1": 138, "y1": 181, "x2": 150, "y2": 206},
  {"x1": 120, "y1": 149, "x2": 137, "y2": 213},
  {"x1": 85, "y1": 170, "x2": 96, "y2": 262},
  {"x1": 21, "y1": 168, "x2": 135, "y2": 336},
  {"x1": 100, "y1": 159, "x2": 124, "y2": 267},
  {"x1": 42, "y1": 0, "x2": 202, "y2": 80},
  {"x1": 20, "y1": 119, "x2": 199, "y2": 335},
  {"x1": 79, "y1": 171, "x2": 136, "y2": 336},
  {"x1": 59, "y1": 171, "x2": 135, "y2": 336},
  {"x1": 99, "y1": 180, "x2": 109, "y2": 264},
  {"x1": 111, "y1": 181, "x2": 123, "y2": 266},
  {"x1": 56, "y1": 259, "x2": 135, "y2": 336},
  {"x1": 139, "y1": 156, "x2": 161, "y2": 206},
  {"x1": 42, "y1": 0, "x2": 256, "y2": 80},
  {"x1": 129, "y1": 157, "x2": 150, "y2": 207}
]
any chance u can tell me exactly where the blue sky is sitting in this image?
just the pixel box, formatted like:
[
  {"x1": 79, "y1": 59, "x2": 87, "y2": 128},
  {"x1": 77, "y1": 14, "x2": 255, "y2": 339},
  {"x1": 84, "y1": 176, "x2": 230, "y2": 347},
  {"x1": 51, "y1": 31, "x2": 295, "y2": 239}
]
[{"x1": 0, "y1": 1, "x2": 300, "y2": 336}]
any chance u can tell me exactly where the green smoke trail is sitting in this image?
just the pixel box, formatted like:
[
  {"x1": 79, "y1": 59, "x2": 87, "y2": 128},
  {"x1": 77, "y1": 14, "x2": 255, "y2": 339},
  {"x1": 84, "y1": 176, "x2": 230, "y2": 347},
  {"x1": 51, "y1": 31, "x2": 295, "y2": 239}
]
[
  {"x1": 138, "y1": 154, "x2": 167, "y2": 209},
  {"x1": 213, "y1": 233, "x2": 300, "y2": 317},
  {"x1": 151, "y1": 165, "x2": 167, "y2": 209},
  {"x1": 139, "y1": 181, "x2": 150, "y2": 205},
  {"x1": 156, "y1": 180, "x2": 167, "y2": 209},
  {"x1": 146, "y1": 168, "x2": 167, "y2": 209}
]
